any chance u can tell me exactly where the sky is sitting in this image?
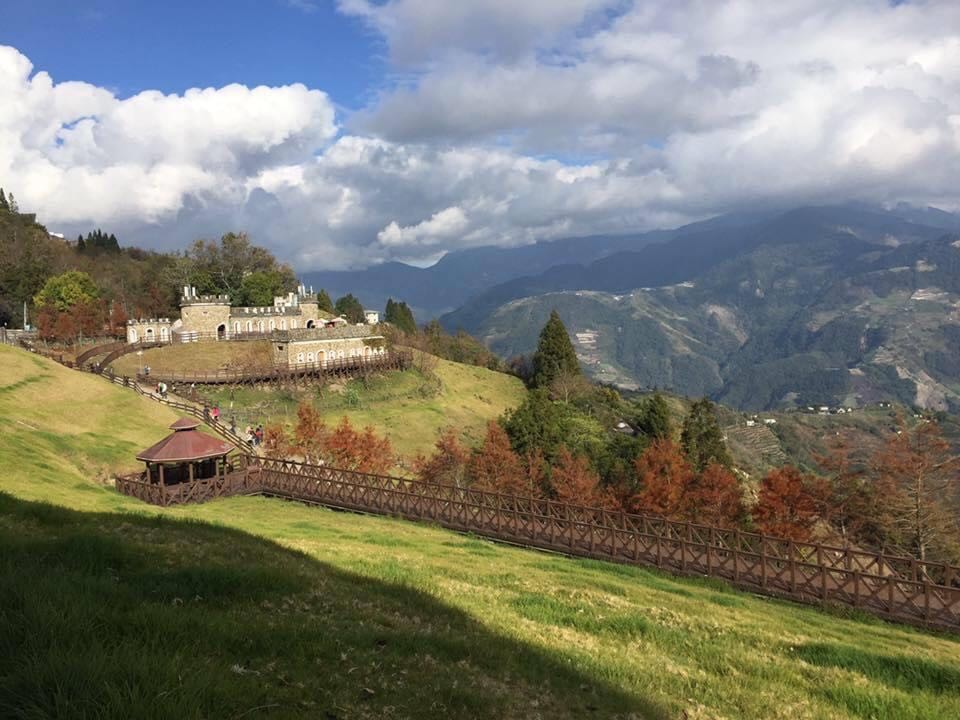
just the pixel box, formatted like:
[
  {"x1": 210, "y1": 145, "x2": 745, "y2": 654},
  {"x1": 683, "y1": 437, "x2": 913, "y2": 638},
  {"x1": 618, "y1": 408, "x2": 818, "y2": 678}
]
[{"x1": 1, "y1": 0, "x2": 959, "y2": 270}]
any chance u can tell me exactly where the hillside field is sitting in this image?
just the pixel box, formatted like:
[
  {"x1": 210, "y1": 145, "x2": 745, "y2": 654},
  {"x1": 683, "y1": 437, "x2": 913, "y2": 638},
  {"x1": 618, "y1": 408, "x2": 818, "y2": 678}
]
[
  {"x1": 111, "y1": 341, "x2": 527, "y2": 458},
  {"x1": 2, "y1": 345, "x2": 960, "y2": 719}
]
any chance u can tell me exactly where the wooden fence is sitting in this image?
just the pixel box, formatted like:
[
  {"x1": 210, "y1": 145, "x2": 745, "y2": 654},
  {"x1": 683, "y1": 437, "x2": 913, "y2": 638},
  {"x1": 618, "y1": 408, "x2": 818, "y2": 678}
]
[
  {"x1": 248, "y1": 457, "x2": 960, "y2": 632},
  {"x1": 132, "y1": 350, "x2": 413, "y2": 386}
]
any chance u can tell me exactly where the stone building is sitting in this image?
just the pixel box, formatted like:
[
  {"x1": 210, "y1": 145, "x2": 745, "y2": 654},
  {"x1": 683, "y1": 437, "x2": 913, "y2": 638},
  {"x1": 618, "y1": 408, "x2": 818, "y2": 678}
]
[
  {"x1": 127, "y1": 284, "x2": 340, "y2": 343},
  {"x1": 271, "y1": 326, "x2": 387, "y2": 367}
]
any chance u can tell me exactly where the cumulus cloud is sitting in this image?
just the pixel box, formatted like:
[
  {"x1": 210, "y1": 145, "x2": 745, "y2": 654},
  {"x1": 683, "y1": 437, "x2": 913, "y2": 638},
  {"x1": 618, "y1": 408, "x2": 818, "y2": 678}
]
[{"x1": 3, "y1": 0, "x2": 960, "y2": 271}]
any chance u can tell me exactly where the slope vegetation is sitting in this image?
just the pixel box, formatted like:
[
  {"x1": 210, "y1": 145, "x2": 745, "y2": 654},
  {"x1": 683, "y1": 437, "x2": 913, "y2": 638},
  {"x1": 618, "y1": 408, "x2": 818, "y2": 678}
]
[{"x1": 2, "y1": 346, "x2": 960, "y2": 719}]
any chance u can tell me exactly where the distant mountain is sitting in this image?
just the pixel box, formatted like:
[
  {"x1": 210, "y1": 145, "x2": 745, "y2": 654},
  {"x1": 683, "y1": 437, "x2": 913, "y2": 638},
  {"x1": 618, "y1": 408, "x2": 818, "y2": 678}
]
[{"x1": 440, "y1": 205, "x2": 960, "y2": 411}]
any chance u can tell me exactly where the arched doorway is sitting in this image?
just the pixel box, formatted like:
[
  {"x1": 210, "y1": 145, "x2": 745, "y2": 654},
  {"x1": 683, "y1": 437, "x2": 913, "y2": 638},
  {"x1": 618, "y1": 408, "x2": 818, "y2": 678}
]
[
  {"x1": 217, "y1": 324, "x2": 226, "y2": 340},
  {"x1": 146, "y1": 328, "x2": 154, "y2": 342},
  {"x1": 160, "y1": 327, "x2": 169, "y2": 342},
  {"x1": 129, "y1": 328, "x2": 138, "y2": 343},
  {"x1": 306, "y1": 320, "x2": 315, "y2": 329}
]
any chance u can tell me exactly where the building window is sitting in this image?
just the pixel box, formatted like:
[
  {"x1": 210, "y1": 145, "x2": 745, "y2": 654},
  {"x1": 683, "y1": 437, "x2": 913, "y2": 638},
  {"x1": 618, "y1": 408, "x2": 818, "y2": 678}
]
[
  {"x1": 129, "y1": 328, "x2": 138, "y2": 343},
  {"x1": 268, "y1": 319, "x2": 276, "y2": 332},
  {"x1": 307, "y1": 352, "x2": 315, "y2": 363},
  {"x1": 338, "y1": 350, "x2": 345, "y2": 359},
  {"x1": 280, "y1": 319, "x2": 287, "y2": 330},
  {"x1": 291, "y1": 319, "x2": 298, "y2": 329},
  {"x1": 234, "y1": 322, "x2": 241, "y2": 334},
  {"x1": 258, "y1": 320, "x2": 265, "y2": 333},
  {"x1": 246, "y1": 320, "x2": 253, "y2": 333},
  {"x1": 296, "y1": 352, "x2": 305, "y2": 363}
]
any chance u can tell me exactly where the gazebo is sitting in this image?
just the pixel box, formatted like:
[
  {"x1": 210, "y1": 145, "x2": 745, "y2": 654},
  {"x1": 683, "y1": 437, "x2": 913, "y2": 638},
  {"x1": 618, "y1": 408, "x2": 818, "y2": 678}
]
[{"x1": 136, "y1": 417, "x2": 235, "y2": 488}]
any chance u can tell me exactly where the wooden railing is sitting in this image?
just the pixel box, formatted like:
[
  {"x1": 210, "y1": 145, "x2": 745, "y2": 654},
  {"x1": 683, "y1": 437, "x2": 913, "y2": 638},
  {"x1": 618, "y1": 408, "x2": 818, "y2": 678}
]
[
  {"x1": 116, "y1": 464, "x2": 261, "y2": 507},
  {"x1": 132, "y1": 351, "x2": 412, "y2": 385},
  {"x1": 246, "y1": 457, "x2": 960, "y2": 632}
]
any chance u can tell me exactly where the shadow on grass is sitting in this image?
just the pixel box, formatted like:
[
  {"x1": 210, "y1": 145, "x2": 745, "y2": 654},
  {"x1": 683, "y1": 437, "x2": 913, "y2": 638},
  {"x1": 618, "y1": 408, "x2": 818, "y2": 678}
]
[{"x1": 0, "y1": 492, "x2": 666, "y2": 720}]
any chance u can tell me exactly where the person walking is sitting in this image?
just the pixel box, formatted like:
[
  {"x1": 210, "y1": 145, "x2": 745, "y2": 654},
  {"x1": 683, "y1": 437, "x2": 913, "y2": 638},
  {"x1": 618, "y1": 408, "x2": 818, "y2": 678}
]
[
  {"x1": 211, "y1": 405, "x2": 220, "y2": 424},
  {"x1": 254, "y1": 425, "x2": 263, "y2": 446}
]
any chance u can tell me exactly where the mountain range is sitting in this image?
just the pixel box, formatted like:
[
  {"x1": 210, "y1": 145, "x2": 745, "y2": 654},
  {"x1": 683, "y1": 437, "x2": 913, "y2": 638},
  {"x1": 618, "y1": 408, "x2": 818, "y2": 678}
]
[{"x1": 305, "y1": 204, "x2": 960, "y2": 411}]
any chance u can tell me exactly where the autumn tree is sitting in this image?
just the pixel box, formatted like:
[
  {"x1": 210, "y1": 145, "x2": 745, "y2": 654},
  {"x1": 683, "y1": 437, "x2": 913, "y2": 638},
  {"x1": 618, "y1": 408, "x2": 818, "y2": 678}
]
[
  {"x1": 550, "y1": 448, "x2": 619, "y2": 509},
  {"x1": 262, "y1": 425, "x2": 292, "y2": 458},
  {"x1": 109, "y1": 302, "x2": 129, "y2": 337},
  {"x1": 680, "y1": 397, "x2": 732, "y2": 472},
  {"x1": 415, "y1": 427, "x2": 469, "y2": 487},
  {"x1": 469, "y1": 421, "x2": 532, "y2": 496},
  {"x1": 630, "y1": 439, "x2": 694, "y2": 518},
  {"x1": 753, "y1": 466, "x2": 820, "y2": 541},
  {"x1": 291, "y1": 403, "x2": 329, "y2": 465},
  {"x1": 326, "y1": 416, "x2": 394, "y2": 475},
  {"x1": 687, "y1": 462, "x2": 746, "y2": 528},
  {"x1": 815, "y1": 437, "x2": 877, "y2": 547},
  {"x1": 531, "y1": 310, "x2": 580, "y2": 389},
  {"x1": 873, "y1": 420, "x2": 959, "y2": 562}
]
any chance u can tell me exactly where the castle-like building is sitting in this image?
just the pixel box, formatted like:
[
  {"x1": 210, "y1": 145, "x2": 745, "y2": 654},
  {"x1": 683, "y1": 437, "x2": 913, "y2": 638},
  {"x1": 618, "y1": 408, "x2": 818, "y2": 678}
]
[{"x1": 127, "y1": 285, "x2": 384, "y2": 367}]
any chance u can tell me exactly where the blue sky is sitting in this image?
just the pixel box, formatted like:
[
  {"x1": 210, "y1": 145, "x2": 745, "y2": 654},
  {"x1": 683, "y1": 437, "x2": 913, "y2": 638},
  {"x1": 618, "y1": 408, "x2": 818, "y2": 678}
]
[
  {"x1": 1, "y1": 1, "x2": 957, "y2": 270},
  {"x1": 0, "y1": 0, "x2": 381, "y2": 106}
]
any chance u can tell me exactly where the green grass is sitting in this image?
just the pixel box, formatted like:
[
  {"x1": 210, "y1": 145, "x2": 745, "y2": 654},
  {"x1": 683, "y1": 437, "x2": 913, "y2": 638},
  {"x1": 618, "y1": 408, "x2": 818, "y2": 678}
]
[
  {"x1": 3, "y1": 345, "x2": 960, "y2": 719},
  {"x1": 202, "y1": 352, "x2": 526, "y2": 458}
]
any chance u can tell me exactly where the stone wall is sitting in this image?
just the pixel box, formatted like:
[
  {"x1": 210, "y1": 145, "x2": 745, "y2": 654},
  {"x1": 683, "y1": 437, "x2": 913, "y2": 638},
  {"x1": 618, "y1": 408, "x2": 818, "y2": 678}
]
[
  {"x1": 180, "y1": 301, "x2": 232, "y2": 336},
  {"x1": 272, "y1": 334, "x2": 387, "y2": 366},
  {"x1": 127, "y1": 318, "x2": 174, "y2": 344}
]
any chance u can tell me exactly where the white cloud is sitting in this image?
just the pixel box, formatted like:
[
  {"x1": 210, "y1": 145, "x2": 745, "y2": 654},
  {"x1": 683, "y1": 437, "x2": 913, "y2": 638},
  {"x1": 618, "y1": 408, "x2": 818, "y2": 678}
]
[{"x1": 3, "y1": 1, "x2": 960, "y2": 272}]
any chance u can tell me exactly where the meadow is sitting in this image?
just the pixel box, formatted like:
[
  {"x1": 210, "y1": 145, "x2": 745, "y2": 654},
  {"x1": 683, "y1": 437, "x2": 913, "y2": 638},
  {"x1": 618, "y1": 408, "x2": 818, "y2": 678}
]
[{"x1": 2, "y1": 344, "x2": 960, "y2": 719}]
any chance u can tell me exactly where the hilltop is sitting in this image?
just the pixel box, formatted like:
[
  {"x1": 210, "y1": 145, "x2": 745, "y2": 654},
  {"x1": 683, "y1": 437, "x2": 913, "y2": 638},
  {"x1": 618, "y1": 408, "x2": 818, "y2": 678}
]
[{"x1": 2, "y1": 343, "x2": 960, "y2": 719}]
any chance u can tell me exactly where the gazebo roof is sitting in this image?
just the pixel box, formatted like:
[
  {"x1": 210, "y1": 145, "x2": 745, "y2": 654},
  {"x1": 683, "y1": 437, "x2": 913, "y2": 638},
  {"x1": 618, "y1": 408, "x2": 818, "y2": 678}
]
[{"x1": 136, "y1": 417, "x2": 233, "y2": 463}]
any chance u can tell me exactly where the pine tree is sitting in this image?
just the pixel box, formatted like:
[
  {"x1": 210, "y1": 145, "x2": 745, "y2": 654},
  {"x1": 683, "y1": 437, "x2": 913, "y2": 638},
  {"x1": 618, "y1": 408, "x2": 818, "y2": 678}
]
[
  {"x1": 636, "y1": 392, "x2": 672, "y2": 439},
  {"x1": 7, "y1": 192, "x2": 18, "y2": 213},
  {"x1": 680, "y1": 397, "x2": 732, "y2": 472},
  {"x1": 414, "y1": 427, "x2": 469, "y2": 487},
  {"x1": 335, "y1": 293, "x2": 365, "y2": 323},
  {"x1": 77, "y1": 234, "x2": 86, "y2": 251},
  {"x1": 0, "y1": 188, "x2": 8, "y2": 211},
  {"x1": 316, "y1": 288, "x2": 333, "y2": 313},
  {"x1": 531, "y1": 310, "x2": 580, "y2": 389}
]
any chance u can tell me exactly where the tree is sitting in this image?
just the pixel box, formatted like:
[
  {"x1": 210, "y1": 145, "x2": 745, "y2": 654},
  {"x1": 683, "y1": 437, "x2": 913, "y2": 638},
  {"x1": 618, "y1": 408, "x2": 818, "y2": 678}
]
[
  {"x1": 680, "y1": 397, "x2": 732, "y2": 472},
  {"x1": 0, "y1": 188, "x2": 8, "y2": 212},
  {"x1": 873, "y1": 420, "x2": 959, "y2": 562},
  {"x1": 239, "y1": 270, "x2": 287, "y2": 307},
  {"x1": 469, "y1": 421, "x2": 532, "y2": 496},
  {"x1": 815, "y1": 437, "x2": 877, "y2": 547},
  {"x1": 531, "y1": 310, "x2": 580, "y2": 389},
  {"x1": 262, "y1": 425, "x2": 292, "y2": 459},
  {"x1": 636, "y1": 393, "x2": 672, "y2": 440},
  {"x1": 753, "y1": 466, "x2": 820, "y2": 541},
  {"x1": 325, "y1": 416, "x2": 394, "y2": 475},
  {"x1": 384, "y1": 298, "x2": 416, "y2": 334},
  {"x1": 291, "y1": 403, "x2": 329, "y2": 465},
  {"x1": 109, "y1": 303, "x2": 129, "y2": 338},
  {"x1": 33, "y1": 271, "x2": 100, "y2": 312},
  {"x1": 630, "y1": 439, "x2": 694, "y2": 519},
  {"x1": 335, "y1": 293, "x2": 365, "y2": 324},
  {"x1": 7, "y1": 192, "x2": 17, "y2": 213},
  {"x1": 415, "y1": 427, "x2": 469, "y2": 487},
  {"x1": 687, "y1": 462, "x2": 746, "y2": 528},
  {"x1": 550, "y1": 448, "x2": 619, "y2": 509},
  {"x1": 502, "y1": 389, "x2": 567, "y2": 460},
  {"x1": 316, "y1": 289, "x2": 334, "y2": 313}
]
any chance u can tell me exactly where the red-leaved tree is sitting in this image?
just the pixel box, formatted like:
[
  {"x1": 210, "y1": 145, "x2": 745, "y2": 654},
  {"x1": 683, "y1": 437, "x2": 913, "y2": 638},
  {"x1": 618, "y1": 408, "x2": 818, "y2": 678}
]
[
  {"x1": 325, "y1": 417, "x2": 394, "y2": 475},
  {"x1": 550, "y1": 448, "x2": 619, "y2": 510},
  {"x1": 687, "y1": 462, "x2": 746, "y2": 528},
  {"x1": 753, "y1": 466, "x2": 820, "y2": 541},
  {"x1": 469, "y1": 421, "x2": 533, "y2": 496},
  {"x1": 630, "y1": 439, "x2": 694, "y2": 519},
  {"x1": 415, "y1": 427, "x2": 469, "y2": 486}
]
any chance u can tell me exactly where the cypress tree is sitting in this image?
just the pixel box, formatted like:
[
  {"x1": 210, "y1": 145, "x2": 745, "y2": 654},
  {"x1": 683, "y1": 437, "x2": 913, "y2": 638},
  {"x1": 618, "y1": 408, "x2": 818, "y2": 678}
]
[
  {"x1": 531, "y1": 309, "x2": 580, "y2": 389},
  {"x1": 636, "y1": 392, "x2": 672, "y2": 440},
  {"x1": 316, "y1": 289, "x2": 333, "y2": 313},
  {"x1": 0, "y1": 188, "x2": 8, "y2": 211},
  {"x1": 680, "y1": 397, "x2": 732, "y2": 472}
]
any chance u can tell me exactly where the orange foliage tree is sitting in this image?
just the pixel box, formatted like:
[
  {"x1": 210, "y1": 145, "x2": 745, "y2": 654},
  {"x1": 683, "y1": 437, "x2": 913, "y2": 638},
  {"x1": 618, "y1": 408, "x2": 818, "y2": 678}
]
[
  {"x1": 550, "y1": 448, "x2": 619, "y2": 510},
  {"x1": 415, "y1": 427, "x2": 469, "y2": 486},
  {"x1": 752, "y1": 466, "x2": 820, "y2": 541},
  {"x1": 468, "y1": 421, "x2": 534, "y2": 496},
  {"x1": 291, "y1": 403, "x2": 329, "y2": 465},
  {"x1": 326, "y1": 416, "x2": 395, "y2": 475},
  {"x1": 687, "y1": 462, "x2": 746, "y2": 528},
  {"x1": 815, "y1": 437, "x2": 876, "y2": 546},
  {"x1": 261, "y1": 425, "x2": 292, "y2": 458},
  {"x1": 629, "y1": 439, "x2": 693, "y2": 518}
]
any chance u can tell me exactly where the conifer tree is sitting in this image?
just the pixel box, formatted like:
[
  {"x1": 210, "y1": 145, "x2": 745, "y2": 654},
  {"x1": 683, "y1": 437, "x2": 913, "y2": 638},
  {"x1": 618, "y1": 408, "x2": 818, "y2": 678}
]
[
  {"x1": 335, "y1": 293, "x2": 365, "y2": 323},
  {"x1": 531, "y1": 309, "x2": 580, "y2": 389},
  {"x1": 316, "y1": 288, "x2": 334, "y2": 313},
  {"x1": 636, "y1": 392, "x2": 672, "y2": 439},
  {"x1": 469, "y1": 421, "x2": 530, "y2": 496},
  {"x1": 414, "y1": 427, "x2": 469, "y2": 487},
  {"x1": 7, "y1": 192, "x2": 17, "y2": 213},
  {"x1": 753, "y1": 466, "x2": 819, "y2": 541},
  {"x1": 680, "y1": 397, "x2": 732, "y2": 472},
  {"x1": 0, "y1": 188, "x2": 8, "y2": 211}
]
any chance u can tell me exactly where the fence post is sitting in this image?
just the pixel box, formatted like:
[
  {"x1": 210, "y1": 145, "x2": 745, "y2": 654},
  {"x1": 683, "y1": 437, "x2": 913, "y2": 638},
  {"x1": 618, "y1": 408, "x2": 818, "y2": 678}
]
[
  {"x1": 853, "y1": 570, "x2": 860, "y2": 608},
  {"x1": 887, "y1": 575, "x2": 896, "y2": 616},
  {"x1": 760, "y1": 537, "x2": 768, "y2": 590},
  {"x1": 734, "y1": 530, "x2": 741, "y2": 583},
  {"x1": 789, "y1": 541, "x2": 797, "y2": 593}
]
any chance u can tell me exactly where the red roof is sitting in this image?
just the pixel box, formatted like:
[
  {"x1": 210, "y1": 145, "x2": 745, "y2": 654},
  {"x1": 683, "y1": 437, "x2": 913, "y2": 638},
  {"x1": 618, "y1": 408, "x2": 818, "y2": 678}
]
[{"x1": 136, "y1": 418, "x2": 233, "y2": 462}]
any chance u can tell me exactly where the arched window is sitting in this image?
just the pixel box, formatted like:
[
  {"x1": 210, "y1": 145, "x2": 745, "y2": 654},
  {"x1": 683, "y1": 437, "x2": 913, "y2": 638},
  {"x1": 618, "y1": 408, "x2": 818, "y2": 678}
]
[
  {"x1": 146, "y1": 328, "x2": 154, "y2": 341},
  {"x1": 216, "y1": 324, "x2": 226, "y2": 340},
  {"x1": 160, "y1": 327, "x2": 169, "y2": 342},
  {"x1": 268, "y1": 319, "x2": 276, "y2": 332},
  {"x1": 258, "y1": 320, "x2": 265, "y2": 333},
  {"x1": 246, "y1": 320, "x2": 253, "y2": 333},
  {"x1": 307, "y1": 352, "x2": 315, "y2": 363},
  {"x1": 291, "y1": 319, "x2": 298, "y2": 329},
  {"x1": 296, "y1": 352, "x2": 305, "y2": 363},
  {"x1": 280, "y1": 319, "x2": 287, "y2": 330},
  {"x1": 364, "y1": 346, "x2": 372, "y2": 357},
  {"x1": 234, "y1": 322, "x2": 241, "y2": 335},
  {"x1": 129, "y1": 328, "x2": 138, "y2": 343},
  {"x1": 306, "y1": 320, "x2": 315, "y2": 329}
]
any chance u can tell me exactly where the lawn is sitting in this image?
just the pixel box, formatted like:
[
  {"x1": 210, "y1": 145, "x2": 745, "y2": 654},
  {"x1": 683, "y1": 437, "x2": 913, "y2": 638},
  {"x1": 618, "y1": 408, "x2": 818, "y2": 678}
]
[
  {"x1": 2, "y1": 344, "x2": 960, "y2": 719},
  {"x1": 110, "y1": 339, "x2": 274, "y2": 376}
]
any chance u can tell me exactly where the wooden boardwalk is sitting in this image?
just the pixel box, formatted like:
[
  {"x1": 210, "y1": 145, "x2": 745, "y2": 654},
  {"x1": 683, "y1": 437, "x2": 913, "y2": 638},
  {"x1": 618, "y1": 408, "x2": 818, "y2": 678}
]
[{"x1": 116, "y1": 455, "x2": 960, "y2": 633}]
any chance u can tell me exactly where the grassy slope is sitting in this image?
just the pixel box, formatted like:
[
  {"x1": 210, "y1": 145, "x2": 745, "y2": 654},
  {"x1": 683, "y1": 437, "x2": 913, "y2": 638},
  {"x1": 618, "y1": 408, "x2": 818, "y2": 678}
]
[
  {"x1": 111, "y1": 340, "x2": 274, "y2": 375},
  {"x1": 2, "y1": 345, "x2": 960, "y2": 719}
]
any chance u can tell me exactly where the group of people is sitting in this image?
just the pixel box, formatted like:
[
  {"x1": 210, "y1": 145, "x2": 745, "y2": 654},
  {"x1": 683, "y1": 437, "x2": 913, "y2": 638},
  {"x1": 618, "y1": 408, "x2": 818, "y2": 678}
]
[
  {"x1": 153, "y1": 381, "x2": 168, "y2": 399},
  {"x1": 245, "y1": 424, "x2": 264, "y2": 447}
]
